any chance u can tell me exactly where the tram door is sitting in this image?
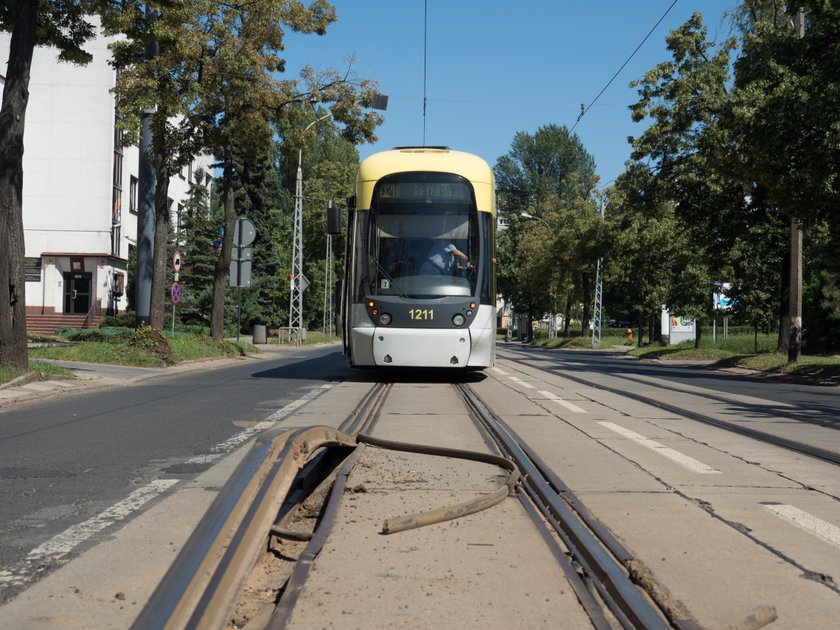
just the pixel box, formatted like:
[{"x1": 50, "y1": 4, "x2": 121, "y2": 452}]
[{"x1": 63, "y1": 272, "x2": 92, "y2": 314}]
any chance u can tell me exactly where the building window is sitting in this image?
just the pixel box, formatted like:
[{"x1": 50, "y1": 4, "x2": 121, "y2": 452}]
[
  {"x1": 70, "y1": 257, "x2": 84, "y2": 272},
  {"x1": 112, "y1": 224, "x2": 121, "y2": 256},
  {"x1": 24, "y1": 257, "x2": 42, "y2": 282},
  {"x1": 113, "y1": 272, "x2": 125, "y2": 297},
  {"x1": 129, "y1": 175, "x2": 138, "y2": 213}
]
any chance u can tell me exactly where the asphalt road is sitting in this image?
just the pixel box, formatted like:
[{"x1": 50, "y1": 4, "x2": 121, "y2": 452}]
[
  {"x1": 0, "y1": 345, "x2": 348, "y2": 601},
  {"x1": 2, "y1": 342, "x2": 838, "y2": 606},
  {"x1": 499, "y1": 344, "x2": 840, "y2": 429}
]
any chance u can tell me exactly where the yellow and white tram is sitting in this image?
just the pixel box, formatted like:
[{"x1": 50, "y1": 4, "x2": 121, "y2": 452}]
[{"x1": 333, "y1": 147, "x2": 496, "y2": 369}]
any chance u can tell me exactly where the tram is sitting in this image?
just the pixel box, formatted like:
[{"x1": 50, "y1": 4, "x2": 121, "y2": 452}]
[{"x1": 331, "y1": 147, "x2": 496, "y2": 369}]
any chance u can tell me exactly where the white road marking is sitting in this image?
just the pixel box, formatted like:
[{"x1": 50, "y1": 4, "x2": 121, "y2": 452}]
[
  {"x1": 0, "y1": 383, "x2": 335, "y2": 596},
  {"x1": 264, "y1": 383, "x2": 334, "y2": 421},
  {"x1": 538, "y1": 390, "x2": 586, "y2": 413},
  {"x1": 0, "y1": 479, "x2": 178, "y2": 592},
  {"x1": 510, "y1": 377, "x2": 535, "y2": 389},
  {"x1": 491, "y1": 367, "x2": 509, "y2": 376},
  {"x1": 599, "y1": 422, "x2": 721, "y2": 474},
  {"x1": 764, "y1": 505, "x2": 840, "y2": 549}
]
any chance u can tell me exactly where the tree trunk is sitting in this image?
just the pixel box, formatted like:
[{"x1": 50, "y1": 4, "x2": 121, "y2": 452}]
[
  {"x1": 653, "y1": 314, "x2": 662, "y2": 342},
  {"x1": 149, "y1": 160, "x2": 171, "y2": 329},
  {"x1": 636, "y1": 316, "x2": 644, "y2": 346},
  {"x1": 580, "y1": 273, "x2": 591, "y2": 335},
  {"x1": 563, "y1": 299, "x2": 572, "y2": 338},
  {"x1": 778, "y1": 253, "x2": 790, "y2": 353},
  {"x1": 0, "y1": 0, "x2": 36, "y2": 370},
  {"x1": 695, "y1": 318, "x2": 702, "y2": 349},
  {"x1": 211, "y1": 161, "x2": 236, "y2": 341}
]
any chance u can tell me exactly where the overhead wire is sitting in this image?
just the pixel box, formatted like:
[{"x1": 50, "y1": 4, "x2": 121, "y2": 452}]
[
  {"x1": 571, "y1": 0, "x2": 680, "y2": 133},
  {"x1": 423, "y1": 0, "x2": 428, "y2": 146}
]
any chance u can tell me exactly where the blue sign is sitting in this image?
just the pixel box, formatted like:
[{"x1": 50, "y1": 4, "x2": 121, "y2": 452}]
[{"x1": 171, "y1": 282, "x2": 182, "y2": 304}]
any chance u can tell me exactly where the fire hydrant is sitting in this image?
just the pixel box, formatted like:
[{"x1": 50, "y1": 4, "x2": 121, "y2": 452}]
[{"x1": 625, "y1": 327, "x2": 633, "y2": 344}]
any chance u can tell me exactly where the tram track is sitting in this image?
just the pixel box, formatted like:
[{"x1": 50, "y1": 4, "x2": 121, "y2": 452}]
[
  {"x1": 457, "y1": 383, "x2": 690, "y2": 630},
  {"x1": 500, "y1": 348, "x2": 840, "y2": 468},
  {"x1": 132, "y1": 375, "x2": 699, "y2": 629}
]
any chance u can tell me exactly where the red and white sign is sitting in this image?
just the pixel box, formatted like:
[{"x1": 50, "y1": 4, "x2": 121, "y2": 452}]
[{"x1": 173, "y1": 250, "x2": 183, "y2": 272}]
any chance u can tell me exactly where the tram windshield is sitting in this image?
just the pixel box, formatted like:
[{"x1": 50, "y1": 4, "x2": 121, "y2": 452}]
[{"x1": 363, "y1": 173, "x2": 480, "y2": 298}]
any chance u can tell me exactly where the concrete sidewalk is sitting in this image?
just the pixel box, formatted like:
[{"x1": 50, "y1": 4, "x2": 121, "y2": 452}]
[{"x1": 0, "y1": 340, "x2": 297, "y2": 409}]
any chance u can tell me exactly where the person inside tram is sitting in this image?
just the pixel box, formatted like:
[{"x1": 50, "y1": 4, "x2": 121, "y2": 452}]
[{"x1": 420, "y1": 240, "x2": 471, "y2": 275}]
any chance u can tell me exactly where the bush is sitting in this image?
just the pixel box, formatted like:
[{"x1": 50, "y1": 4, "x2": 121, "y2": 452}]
[
  {"x1": 60, "y1": 327, "x2": 134, "y2": 343},
  {"x1": 100, "y1": 312, "x2": 136, "y2": 328},
  {"x1": 129, "y1": 325, "x2": 174, "y2": 365}
]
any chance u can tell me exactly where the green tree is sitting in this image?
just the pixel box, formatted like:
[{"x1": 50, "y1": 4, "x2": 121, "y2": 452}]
[
  {"x1": 495, "y1": 125, "x2": 598, "y2": 338},
  {"x1": 604, "y1": 166, "x2": 684, "y2": 345},
  {"x1": 103, "y1": 2, "x2": 207, "y2": 329},
  {"x1": 627, "y1": 12, "x2": 739, "y2": 347},
  {"x1": 176, "y1": 170, "x2": 218, "y2": 326},
  {"x1": 1, "y1": 0, "x2": 97, "y2": 369}
]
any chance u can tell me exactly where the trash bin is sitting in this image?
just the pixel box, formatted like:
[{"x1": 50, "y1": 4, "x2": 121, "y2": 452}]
[{"x1": 252, "y1": 324, "x2": 267, "y2": 344}]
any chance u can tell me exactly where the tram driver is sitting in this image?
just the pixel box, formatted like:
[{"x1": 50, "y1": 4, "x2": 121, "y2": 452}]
[{"x1": 420, "y1": 241, "x2": 472, "y2": 276}]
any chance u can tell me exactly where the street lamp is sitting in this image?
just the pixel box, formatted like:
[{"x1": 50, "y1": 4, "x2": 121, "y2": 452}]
[
  {"x1": 288, "y1": 113, "x2": 331, "y2": 344},
  {"x1": 288, "y1": 96, "x2": 387, "y2": 344},
  {"x1": 520, "y1": 212, "x2": 551, "y2": 230}
]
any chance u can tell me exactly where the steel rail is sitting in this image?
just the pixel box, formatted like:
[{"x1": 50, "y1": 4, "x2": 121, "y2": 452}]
[
  {"x1": 458, "y1": 383, "x2": 675, "y2": 630},
  {"x1": 504, "y1": 352, "x2": 840, "y2": 467},
  {"x1": 132, "y1": 426, "x2": 356, "y2": 630},
  {"x1": 132, "y1": 379, "x2": 392, "y2": 630}
]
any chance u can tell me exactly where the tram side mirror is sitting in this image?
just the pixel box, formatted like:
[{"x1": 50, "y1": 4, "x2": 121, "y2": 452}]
[{"x1": 327, "y1": 201, "x2": 342, "y2": 235}]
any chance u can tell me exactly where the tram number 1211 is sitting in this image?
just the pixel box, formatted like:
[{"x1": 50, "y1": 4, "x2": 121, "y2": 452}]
[{"x1": 409, "y1": 308, "x2": 435, "y2": 321}]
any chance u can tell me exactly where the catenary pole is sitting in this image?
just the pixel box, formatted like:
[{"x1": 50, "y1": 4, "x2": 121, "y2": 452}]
[{"x1": 788, "y1": 7, "x2": 805, "y2": 363}]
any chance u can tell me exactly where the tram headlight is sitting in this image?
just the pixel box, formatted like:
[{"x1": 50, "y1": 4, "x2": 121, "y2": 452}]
[
  {"x1": 379, "y1": 313, "x2": 392, "y2": 326},
  {"x1": 452, "y1": 313, "x2": 465, "y2": 327}
]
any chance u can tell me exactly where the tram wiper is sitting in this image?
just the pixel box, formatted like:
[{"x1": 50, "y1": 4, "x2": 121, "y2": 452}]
[{"x1": 372, "y1": 258, "x2": 409, "y2": 298}]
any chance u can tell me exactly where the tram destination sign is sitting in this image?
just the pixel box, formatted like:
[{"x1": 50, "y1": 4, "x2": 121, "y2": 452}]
[{"x1": 378, "y1": 181, "x2": 470, "y2": 203}]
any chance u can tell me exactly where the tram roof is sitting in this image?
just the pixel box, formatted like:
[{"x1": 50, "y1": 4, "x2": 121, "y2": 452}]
[{"x1": 356, "y1": 147, "x2": 495, "y2": 213}]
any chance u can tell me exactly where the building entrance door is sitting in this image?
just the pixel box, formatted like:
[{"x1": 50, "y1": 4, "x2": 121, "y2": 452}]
[{"x1": 64, "y1": 272, "x2": 92, "y2": 314}]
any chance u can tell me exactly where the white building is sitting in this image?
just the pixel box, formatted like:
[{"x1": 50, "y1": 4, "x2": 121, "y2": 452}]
[{"x1": 1, "y1": 23, "x2": 211, "y2": 330}]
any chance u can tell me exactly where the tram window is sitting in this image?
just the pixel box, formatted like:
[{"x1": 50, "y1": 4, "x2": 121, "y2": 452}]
[{"x1": 364, "y1": 172, "x2": 483, "y2": 298}]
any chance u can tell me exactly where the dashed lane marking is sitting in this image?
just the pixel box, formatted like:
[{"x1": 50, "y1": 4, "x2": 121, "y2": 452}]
[
  {"x1": 510, "y1": 377, "x2": 535, "y2": 389},
  {"x1": 764, "y1": 504, "x2": 840, "y2": 550},
  {"x1": 538, "y1": 390, "x2": 586, "y2": 414},
  {"x1": 599, "y1": 421, "x2": 721, "y2": 474},
  {"x1": 491, "y1": 367, "x2": 509, "y2": 376}
]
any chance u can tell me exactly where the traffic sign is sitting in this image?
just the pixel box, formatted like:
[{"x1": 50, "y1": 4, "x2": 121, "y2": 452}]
[
  {"x1": 173, "y1": 250, "x2": 183, "y2": 272},
  {"x1": 171, "y1": 281, "x2": 182, "y2": 304},
  {"x1": 234, "y1": 218, "x2": 256, "y2": 247}
]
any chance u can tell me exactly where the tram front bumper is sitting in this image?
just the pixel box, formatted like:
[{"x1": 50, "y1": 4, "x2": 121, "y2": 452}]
[{"x1": 353, "y1": 327, "x2": 472, "y2": 368}]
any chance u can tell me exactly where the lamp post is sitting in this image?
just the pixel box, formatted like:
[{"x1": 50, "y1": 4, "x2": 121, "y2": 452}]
[
  {"x1": 520, "y1": 212, "x2": 551, "y2": 230},
  {"x1": 288, "y1": 96, "x2": 387, "y2": 344},
  {"x1": 288, "y1": 113, "x2": 331, "y2": 345},
  {"x1": 520, "y1": 212, "x2": 554, "y2": 338}
]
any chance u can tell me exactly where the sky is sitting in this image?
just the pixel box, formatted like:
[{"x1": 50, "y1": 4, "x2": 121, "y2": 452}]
[{"x1": 283, "y1": 1, "x2": 738, "y2": 185}]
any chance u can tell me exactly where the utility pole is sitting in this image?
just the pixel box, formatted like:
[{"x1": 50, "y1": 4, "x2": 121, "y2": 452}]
[
  {"x1": 288, "y1": 149, "x2": 305, "y2": 344},
  {"x1": 135, "y1": 6, "x2": 157, "y2": 327},
  {"x1": 592, "y1": 197, "x2": 605, "y2": 349},
  {"x1": 788, "y1": 6, "x2": 805, "y2": 364},
  {"x1": 323, "y1": 233, "x2": 333, "y2": 336}
]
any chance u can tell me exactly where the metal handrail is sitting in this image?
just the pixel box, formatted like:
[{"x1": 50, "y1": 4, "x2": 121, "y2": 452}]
[{"x1": 82, "y1": 298, "x2": 102, "y2": 329}]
